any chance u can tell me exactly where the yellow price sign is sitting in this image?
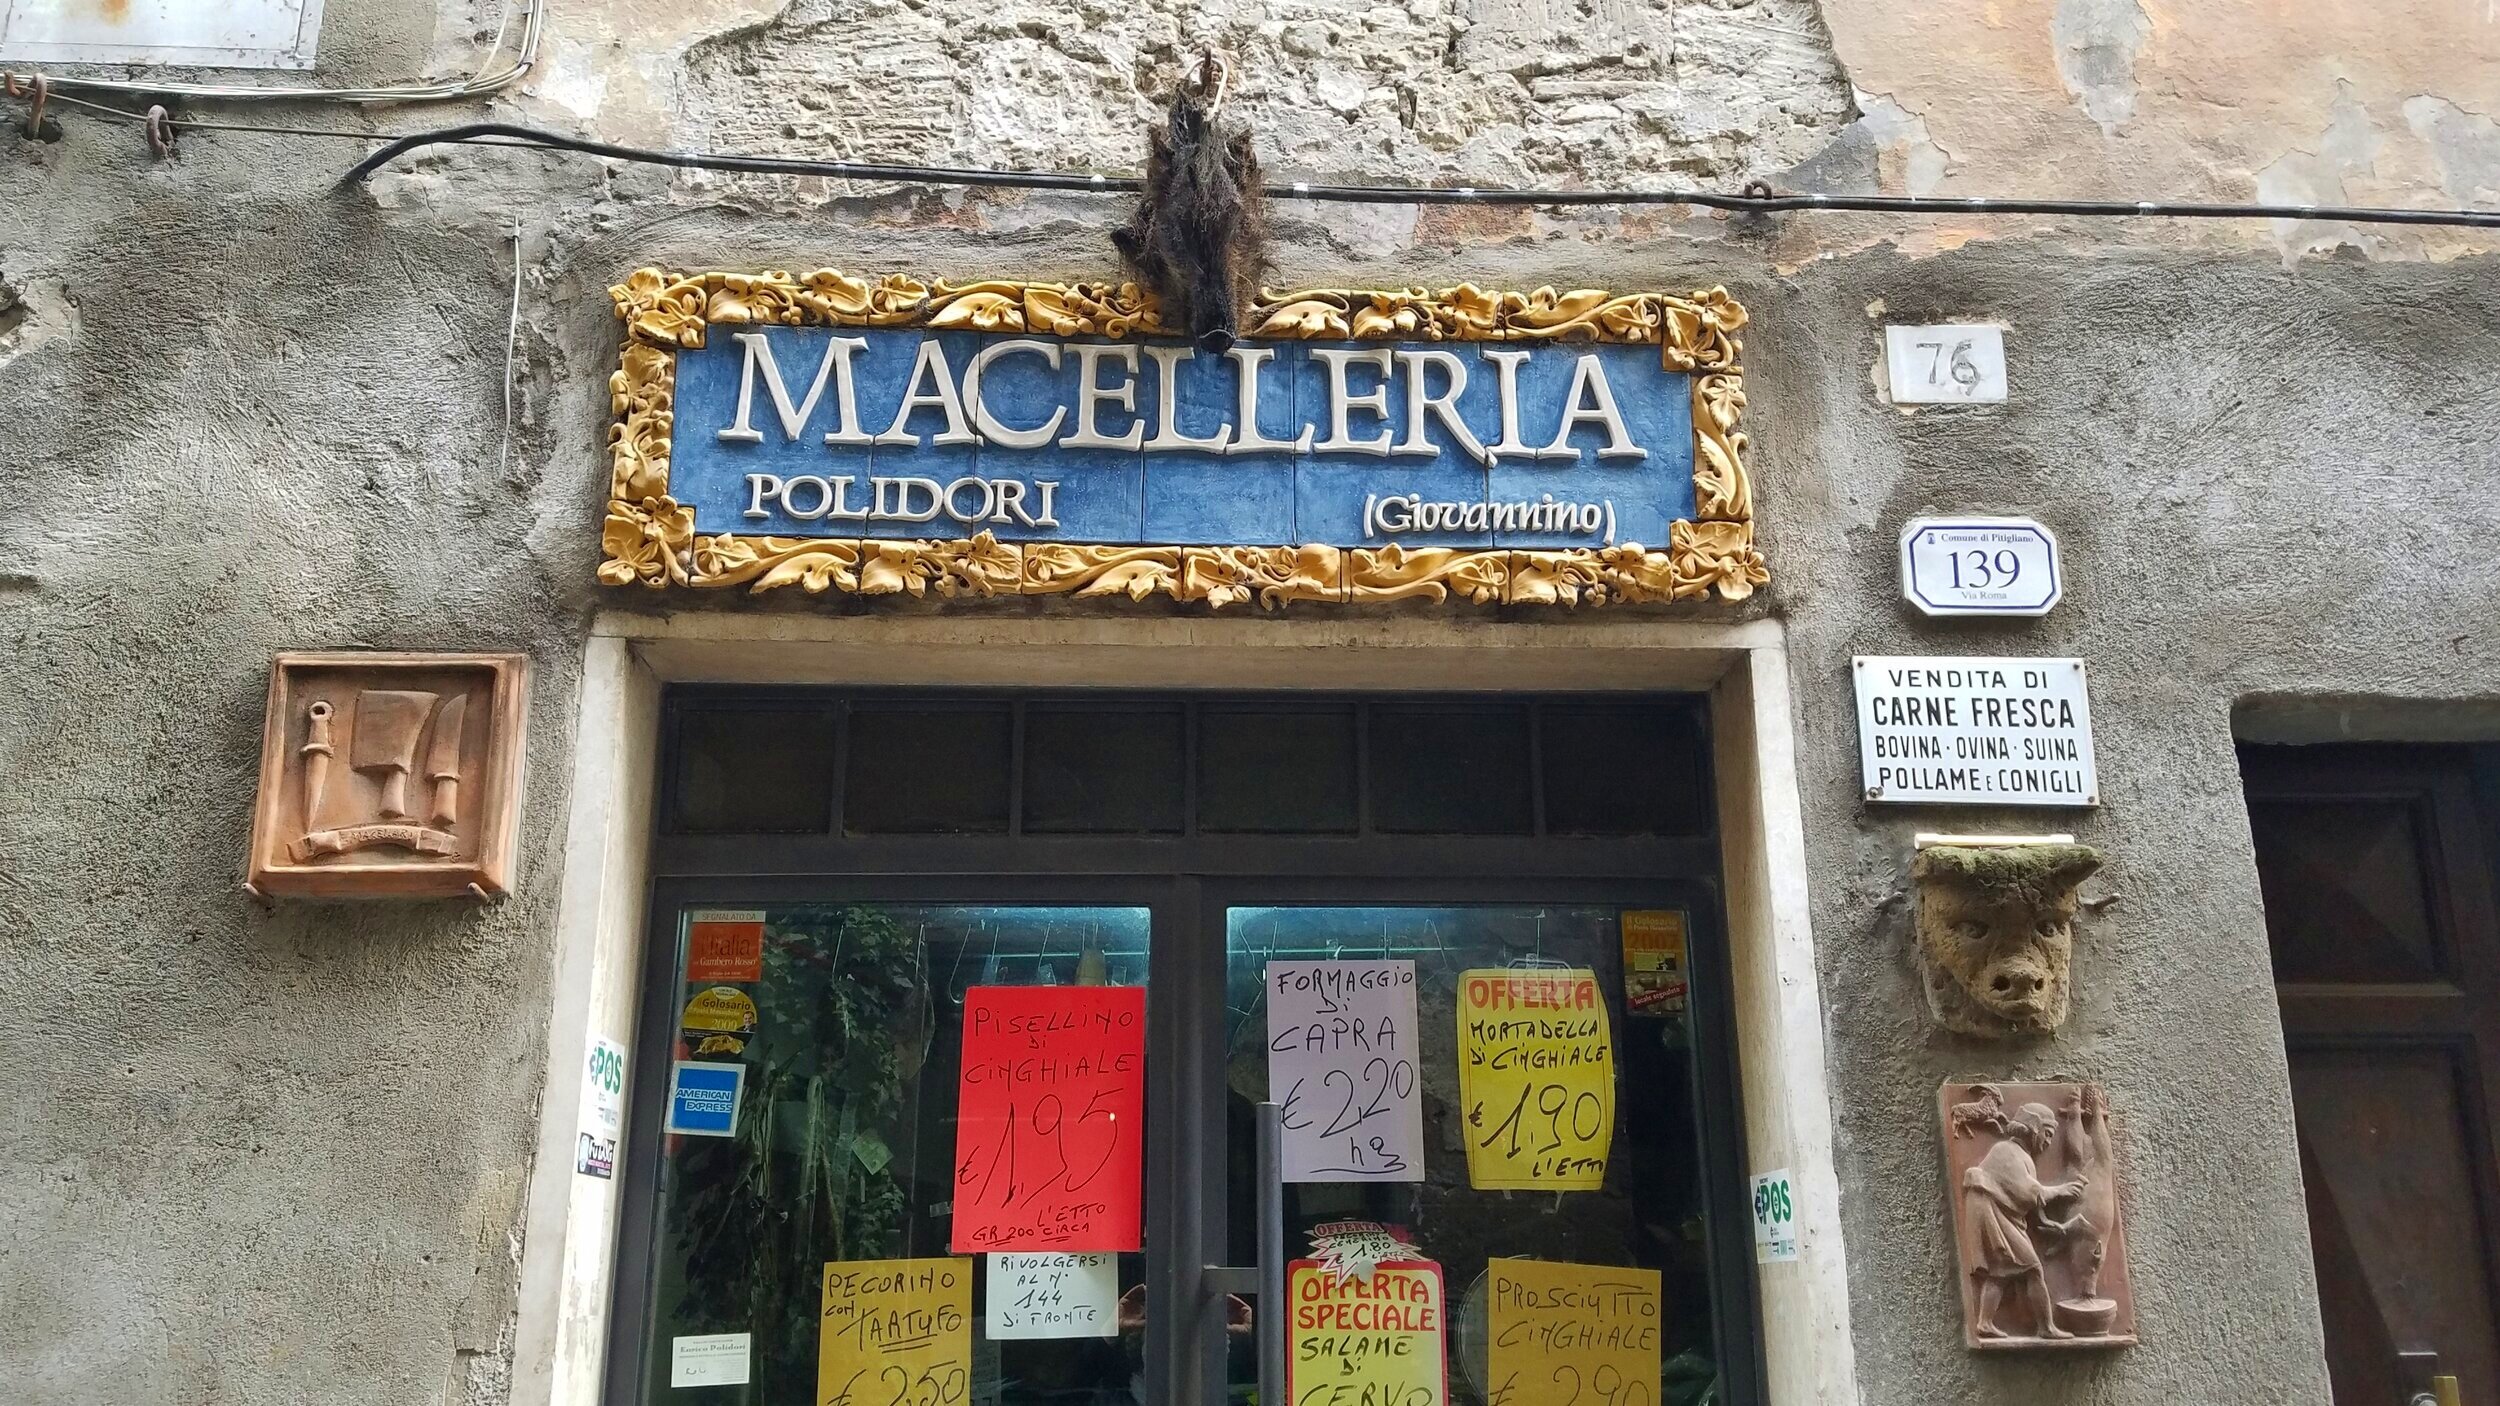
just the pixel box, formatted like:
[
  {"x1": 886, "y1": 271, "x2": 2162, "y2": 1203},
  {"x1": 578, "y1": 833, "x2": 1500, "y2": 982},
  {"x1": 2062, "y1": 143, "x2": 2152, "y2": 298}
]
[
  {"x1": 1456, "y1": 968, "x2": 1615, "y2": 1190},
  {"x1": 1486, "y1": 1259, "x2": 1661, "y2": 1406},
  {"x1": 818, "y1": 1258, "x2": 972, "y2": 1406}
]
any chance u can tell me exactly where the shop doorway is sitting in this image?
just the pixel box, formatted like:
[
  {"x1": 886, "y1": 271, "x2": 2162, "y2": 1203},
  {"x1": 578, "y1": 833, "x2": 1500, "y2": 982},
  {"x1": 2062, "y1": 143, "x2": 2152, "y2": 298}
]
[
  {"x1": 605, "y1": 689, "x2": 1762, "y2": 1406},
  {"x1": 2243, "y1": 744, "x2": 2500, "y2": 1405}
]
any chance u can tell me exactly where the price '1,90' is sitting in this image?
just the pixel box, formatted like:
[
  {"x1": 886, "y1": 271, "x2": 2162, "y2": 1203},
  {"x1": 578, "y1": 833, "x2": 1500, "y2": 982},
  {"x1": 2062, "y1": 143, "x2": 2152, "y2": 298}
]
[{"x1": 1470, "y1": 1081, "x2": 1607, "y2": 1179}]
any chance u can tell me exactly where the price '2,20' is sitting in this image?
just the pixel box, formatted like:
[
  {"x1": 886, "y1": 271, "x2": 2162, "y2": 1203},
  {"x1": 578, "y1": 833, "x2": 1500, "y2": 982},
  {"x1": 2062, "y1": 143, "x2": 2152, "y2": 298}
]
[{"x1": 1282, "y1": 1055, "x2": 1417, "y2": 1176}]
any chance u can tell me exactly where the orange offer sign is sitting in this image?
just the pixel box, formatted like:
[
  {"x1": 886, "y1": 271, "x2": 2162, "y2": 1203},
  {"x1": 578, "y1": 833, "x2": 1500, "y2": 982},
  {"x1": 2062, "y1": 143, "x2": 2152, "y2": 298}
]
[
  {"x1": 950, "y1": 985, "x2": 1145, "y2": 1253},
  {"x1": 685, "y1": 910, "x2": 765, "y2": 984},
  {"x1": 1286, "y1": 1259, "x2": 1447, "y2": 1406}
]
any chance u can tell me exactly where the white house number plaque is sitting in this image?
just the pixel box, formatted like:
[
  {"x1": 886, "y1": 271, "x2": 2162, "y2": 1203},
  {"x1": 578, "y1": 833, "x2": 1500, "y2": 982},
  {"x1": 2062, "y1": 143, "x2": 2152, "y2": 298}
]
[{"x1": 1899, "y1": 517, "x2": 2062, "y2": 617}]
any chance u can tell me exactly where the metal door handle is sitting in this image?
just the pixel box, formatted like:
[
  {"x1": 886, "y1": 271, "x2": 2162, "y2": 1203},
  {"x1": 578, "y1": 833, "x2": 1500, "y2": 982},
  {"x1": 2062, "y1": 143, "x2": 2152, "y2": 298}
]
[
  {"x1": 1197, "y1": 1101, "x2": 1286, "y2": 1406},
  {"x1": 1258, "y1": 1100, "x2": 1286, "y2": 1406}
]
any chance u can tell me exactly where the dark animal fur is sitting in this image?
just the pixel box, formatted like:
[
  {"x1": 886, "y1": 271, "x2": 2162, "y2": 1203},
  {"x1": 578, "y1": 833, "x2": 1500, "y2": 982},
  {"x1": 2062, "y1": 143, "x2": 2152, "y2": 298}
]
[{"x1": 1112, "y1": 84, "x2": 1267, "y2": 353}]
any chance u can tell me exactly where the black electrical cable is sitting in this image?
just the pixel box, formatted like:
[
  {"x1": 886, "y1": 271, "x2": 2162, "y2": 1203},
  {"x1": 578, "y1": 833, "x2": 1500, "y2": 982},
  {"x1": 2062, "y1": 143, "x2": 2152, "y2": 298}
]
[
  {"x1": 337, "y1": 121, "x2": 2500, "y2": 229},
  {"x1": 20, "y1": 94, "x2": 2500, "y2": 232}
]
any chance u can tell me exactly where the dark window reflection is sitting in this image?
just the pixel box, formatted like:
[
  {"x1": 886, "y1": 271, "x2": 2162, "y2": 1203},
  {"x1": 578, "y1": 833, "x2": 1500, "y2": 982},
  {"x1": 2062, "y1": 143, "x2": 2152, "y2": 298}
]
[{"x1": 671, "y1": 706, "x2": 837, "y2": 833}]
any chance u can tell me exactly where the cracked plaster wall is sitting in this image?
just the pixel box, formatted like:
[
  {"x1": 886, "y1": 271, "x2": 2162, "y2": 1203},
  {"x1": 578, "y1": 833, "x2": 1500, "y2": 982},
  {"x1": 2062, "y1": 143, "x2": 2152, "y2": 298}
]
[{"x1": 0, "y1": 2, "x2": 2497, "y2": 1406}]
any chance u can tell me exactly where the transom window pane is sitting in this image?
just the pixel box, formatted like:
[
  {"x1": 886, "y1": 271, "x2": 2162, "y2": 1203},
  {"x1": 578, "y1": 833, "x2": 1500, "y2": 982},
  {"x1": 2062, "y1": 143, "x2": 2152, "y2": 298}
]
[
  {"x1": 664, "y1": 694, "x2": 1713, "y2": 840},
  {"x1": 1222, "y1": 905, "x2": 1726, "y2": 1404},
  {"x1": 846, "y1": 704, "x2": 1013, "y2": 834},
  {"x1": 1023, "y1": 705, "x2": 1186, "y2": 834},
  {"x1": 1539, "y1": 703, "x2": 1712, "y2": 837},
  {"x1": 671, "y1": 705, "x2": 837, "y2": 833},
  {"x1": 1198, "y1": 705, "x2": 1359, "y2": 834},
  {"x1": 1368, "y1": 706, "x2": 1535, "y2": 834}
]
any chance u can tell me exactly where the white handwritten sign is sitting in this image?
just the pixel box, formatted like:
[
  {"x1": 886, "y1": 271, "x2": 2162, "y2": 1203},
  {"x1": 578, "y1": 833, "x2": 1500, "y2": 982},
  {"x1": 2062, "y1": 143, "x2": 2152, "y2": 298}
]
[
  {"x1": 1855, "y1": 656, "x2": 2097, "y2": 807},
  {"x1": 1267, "y1": 960, "x2": 1425, "y2": 1182},
  {"x1": 986, "y1": 1252, "x2": 1119, "y2": 1339}
]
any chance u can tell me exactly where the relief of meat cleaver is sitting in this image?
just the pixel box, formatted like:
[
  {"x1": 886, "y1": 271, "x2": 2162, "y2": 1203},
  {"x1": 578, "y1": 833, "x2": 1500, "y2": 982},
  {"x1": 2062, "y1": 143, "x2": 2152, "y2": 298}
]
[
  {"x1": 425, "y1": 693, "x2": 468, "y2": 829},
  {"x1": 352, "y1": 690, "x2": 438, "y2": 821}
]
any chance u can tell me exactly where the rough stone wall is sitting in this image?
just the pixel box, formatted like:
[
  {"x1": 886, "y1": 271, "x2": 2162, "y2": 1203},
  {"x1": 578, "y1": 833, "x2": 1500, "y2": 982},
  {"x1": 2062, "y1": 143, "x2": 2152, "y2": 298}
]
[
  {"x1": 675, "y1": 0, "x2": 1852, "y2": 190},
  {"x1": 1, "y1": 1, "x2": 2497, "y2": 1404}
]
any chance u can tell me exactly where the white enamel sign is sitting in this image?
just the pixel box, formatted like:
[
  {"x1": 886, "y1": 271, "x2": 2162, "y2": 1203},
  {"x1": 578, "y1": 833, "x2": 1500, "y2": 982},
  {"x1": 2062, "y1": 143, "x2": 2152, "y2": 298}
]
[
  {"x1": 1899, "y1": 517, "x2": 2061, "y2": 617},
  {"x1": 986, "y1": 1253, "x2": 1120, "y2": 1339},
  {"x1": 1884, "y1": 324, "x2": 2007, "y2": 404},
  {"x1": 1855, "y1": 656, "x2": 2097, "y2": 807},
  {"x1": 1265, "y1": 960, "x2": 1425, "y2": 1182}
]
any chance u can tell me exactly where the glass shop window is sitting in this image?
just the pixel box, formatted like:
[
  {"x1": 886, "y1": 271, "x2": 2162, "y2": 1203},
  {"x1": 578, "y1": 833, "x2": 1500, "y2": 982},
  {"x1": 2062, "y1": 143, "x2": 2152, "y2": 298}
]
[
  {"x1": 1223, "y1": 905, "x2": 1729, "y2": 1406},
  {"x1": 630, "y1": 904, "x2": 1153, "y2": 1406},
  {"x1": 632, "y1": 689, "x2": 1744, "y2": 1406}
]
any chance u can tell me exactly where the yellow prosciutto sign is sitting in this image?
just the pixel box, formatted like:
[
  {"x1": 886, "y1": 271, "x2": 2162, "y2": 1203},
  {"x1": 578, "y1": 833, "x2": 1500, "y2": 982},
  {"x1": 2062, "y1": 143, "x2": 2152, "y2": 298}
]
[
  {"x1": 818, "y1": 1258, "x2": 972, "y2": 1406},
  {"x1": 1286, "y1": 1259, "x2": 1448, "y2": 1406},
  {"x1": 1486, "y1": 1259, "x2": 1661, "y2": 1406},
  {"x1": 1456, "y1": 969, "x2": 1616, "y2": 1190}
]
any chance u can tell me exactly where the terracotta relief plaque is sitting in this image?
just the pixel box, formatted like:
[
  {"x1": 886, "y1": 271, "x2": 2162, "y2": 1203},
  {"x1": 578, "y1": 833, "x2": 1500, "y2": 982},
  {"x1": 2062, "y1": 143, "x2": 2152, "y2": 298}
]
[
  {"x1": 245, "y1": 653, "x2": 529, "y2": 899},
  {"x1": 1939, "y1": 1081, "x2": 2135, "y2": 1350}
]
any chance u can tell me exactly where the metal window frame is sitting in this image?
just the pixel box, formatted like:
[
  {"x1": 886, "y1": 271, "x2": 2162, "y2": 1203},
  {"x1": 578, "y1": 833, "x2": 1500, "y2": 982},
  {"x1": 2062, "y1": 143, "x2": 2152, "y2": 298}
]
[{"x1": 606, "y1": 686, "x2": 1763, "y2": 1406}]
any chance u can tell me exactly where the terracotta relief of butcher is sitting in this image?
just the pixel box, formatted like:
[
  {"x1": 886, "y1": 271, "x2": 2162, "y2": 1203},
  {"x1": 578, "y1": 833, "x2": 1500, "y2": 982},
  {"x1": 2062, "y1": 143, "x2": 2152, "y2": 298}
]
[{"x1": 1939, "y1": 1080, "x2": 2135, "y2": 1349}]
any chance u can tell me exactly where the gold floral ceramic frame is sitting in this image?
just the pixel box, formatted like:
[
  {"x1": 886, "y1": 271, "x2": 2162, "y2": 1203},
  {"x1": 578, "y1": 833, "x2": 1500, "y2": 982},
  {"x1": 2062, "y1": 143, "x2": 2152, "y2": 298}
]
[{"x1": 603, "y1": 268, "x2": 1764, "y2": 608}]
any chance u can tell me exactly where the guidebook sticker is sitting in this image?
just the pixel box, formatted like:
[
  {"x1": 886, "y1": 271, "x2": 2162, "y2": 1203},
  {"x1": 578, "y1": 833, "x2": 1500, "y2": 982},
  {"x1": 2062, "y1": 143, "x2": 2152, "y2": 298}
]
[
  {"x1": 685, "y1": 910, "x2": 767, "y2": 984},
  {"x1": 1618, "y1": 910, "x2": 1688, "y2": 1016}
]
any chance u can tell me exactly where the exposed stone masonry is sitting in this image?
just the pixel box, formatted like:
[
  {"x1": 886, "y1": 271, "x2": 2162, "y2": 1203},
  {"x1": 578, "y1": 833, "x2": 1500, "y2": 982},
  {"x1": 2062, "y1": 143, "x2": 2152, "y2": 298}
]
[{"x1": 681, "y1": 0, "x2": 1854, "y2": 193}]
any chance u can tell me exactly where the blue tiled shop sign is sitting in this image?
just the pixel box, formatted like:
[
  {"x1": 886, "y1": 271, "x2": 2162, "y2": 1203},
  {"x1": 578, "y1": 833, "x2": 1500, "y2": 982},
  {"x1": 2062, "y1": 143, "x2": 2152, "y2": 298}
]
[{"x1": 667, "y1": 326, "x2": 1699, "y2": 551}]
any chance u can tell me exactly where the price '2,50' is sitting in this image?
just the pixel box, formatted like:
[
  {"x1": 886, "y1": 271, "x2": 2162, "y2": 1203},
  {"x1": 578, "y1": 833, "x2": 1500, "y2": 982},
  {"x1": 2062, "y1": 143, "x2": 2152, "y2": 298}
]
[{"x1": 826, "y1": 1364, "x2": 970, "y2": 1406}]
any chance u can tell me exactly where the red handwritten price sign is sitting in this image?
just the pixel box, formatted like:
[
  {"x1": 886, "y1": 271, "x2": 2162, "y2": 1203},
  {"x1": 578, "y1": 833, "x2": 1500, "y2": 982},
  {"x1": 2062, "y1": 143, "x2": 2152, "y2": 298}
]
[{"x1": 950, "y1": 985, "x2": 1145, "y2": 1253}]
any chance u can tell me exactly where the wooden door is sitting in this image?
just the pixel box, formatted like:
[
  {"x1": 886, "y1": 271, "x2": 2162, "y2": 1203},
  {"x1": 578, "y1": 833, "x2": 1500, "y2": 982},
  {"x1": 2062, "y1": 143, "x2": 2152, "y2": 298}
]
[{"x1": 2244, "y1": 744, "x2": 2500, "y2": 1405}]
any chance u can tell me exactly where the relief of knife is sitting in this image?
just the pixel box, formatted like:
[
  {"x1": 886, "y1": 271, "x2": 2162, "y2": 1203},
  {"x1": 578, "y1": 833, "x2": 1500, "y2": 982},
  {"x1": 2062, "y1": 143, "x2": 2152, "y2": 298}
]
[
  {"x1": 425, "y1": 693, "x2": 469, "y2": 830},
  {"x1": 300, "y1": 700, "x2": 335, "y2": 830}
]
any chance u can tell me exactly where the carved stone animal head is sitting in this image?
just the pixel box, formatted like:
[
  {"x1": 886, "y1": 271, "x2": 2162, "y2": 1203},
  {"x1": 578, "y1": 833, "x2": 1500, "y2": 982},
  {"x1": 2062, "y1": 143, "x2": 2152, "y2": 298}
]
[{"x1": 1911, "y1": 843, "x2": 2103, "y2": 1039}]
